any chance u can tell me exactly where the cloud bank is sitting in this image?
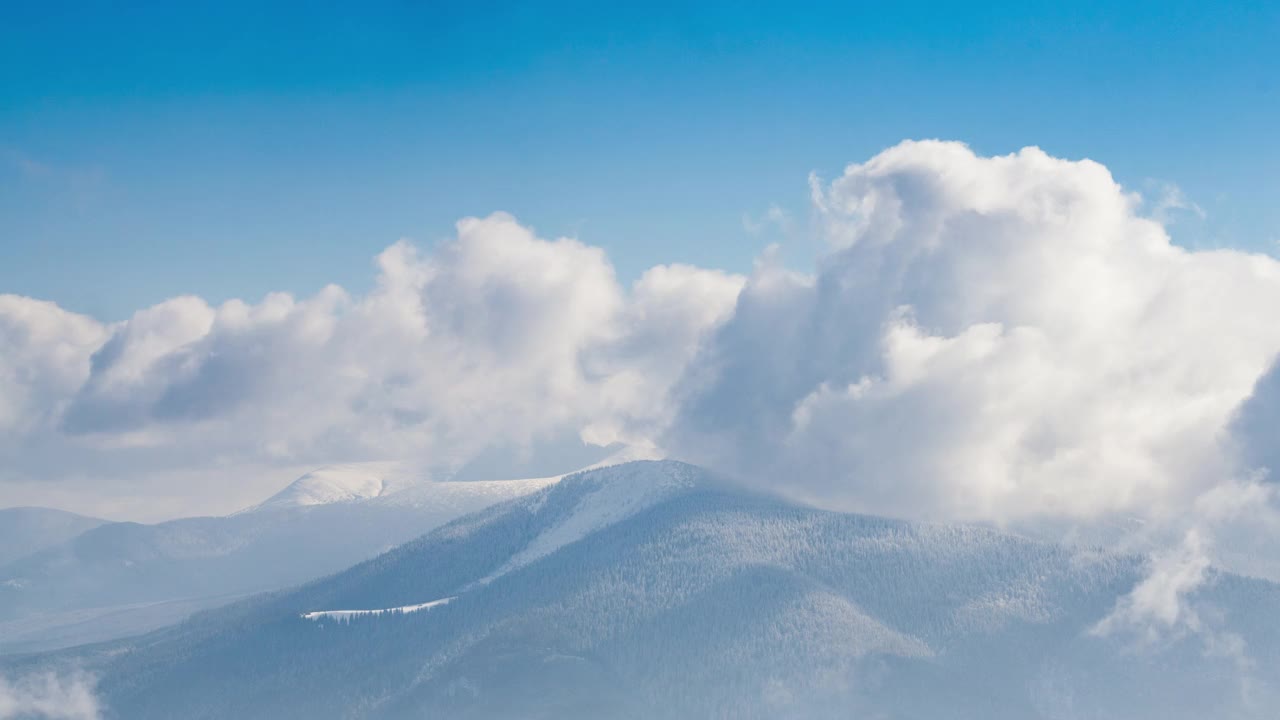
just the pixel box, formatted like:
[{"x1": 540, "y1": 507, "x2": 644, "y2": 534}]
[
  {"x1": 2, "y1": 141, "x2": 1279, "y2": 542},
  {"x1": 0, "y1": 213, "x2": 743, "y2": 517}
]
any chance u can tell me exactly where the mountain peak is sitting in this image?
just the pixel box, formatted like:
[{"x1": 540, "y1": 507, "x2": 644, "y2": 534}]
[
  {"x1": 251, "y1": 462, "x2": 416, "y2": 511},
  {"x1": 248, "y1": 446, "x2": 669, "y2": 514}
]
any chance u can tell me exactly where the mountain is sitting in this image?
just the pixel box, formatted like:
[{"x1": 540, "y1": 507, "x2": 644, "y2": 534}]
[
  {"x1": 18, "y1": 461, "x2": 1278, "y2": 719},
  {"x1": 0, "y1": 507, "x2": 107, "y2": 567},
  {"x1": 252, "y1": 462, "x2": 412, "y2": 509},
  {"x1": 0, "y1": 463, "x2": 561, "y2": 654}
]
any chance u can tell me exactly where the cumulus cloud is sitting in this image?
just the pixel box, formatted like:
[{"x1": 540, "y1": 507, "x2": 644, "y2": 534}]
[
  {"x1": 0, "y1": 213, "x2": 743, "y2": 517},
  {"x1": 1232, "y1": 359, "x2": 1280, "y2": 483},
  {"x1": 0, "y1": 671, "x2": 99, "y2": 720},
  {"x1": 668, "y1": 140, "x2": 1280, "y2": 529},
  {"x1": 0, "y1": 296, "x2": 106, "y2": 435},
  {"x1": 3, "y1": 140, "x2": 1280, "y2": 545}
]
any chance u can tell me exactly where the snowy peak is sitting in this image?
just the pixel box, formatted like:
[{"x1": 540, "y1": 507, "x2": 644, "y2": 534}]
[
  {"x1": 251, "y1": 462, "x2": 417, "y2": 510},
  {"x1": 248, "y1": 463, "x2": 567, "y2": 515},
  {"x1": 248, "y1": 447, "x2": 668, "y2": 514}
]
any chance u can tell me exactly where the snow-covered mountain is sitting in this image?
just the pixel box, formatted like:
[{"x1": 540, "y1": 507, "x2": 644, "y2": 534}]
[
  {"x1": 0, "y1": 461, "x2": 569, "y2": 654},
  {"x1": 18, "y1": 461, "x2": 1278, "y2": 719},
  {"x1": 252, "y1": 462, "x2": 414, "y2": 509}
]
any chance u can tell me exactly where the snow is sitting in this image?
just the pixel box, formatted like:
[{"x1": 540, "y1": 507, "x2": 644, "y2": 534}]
[
  {"x1": 247, "y1": 446, "x2": 664, "y2": 514},
  {"x1": 375, "y1": 476, "x2": 560, "y2": 511},
  {"x1": 246, "y1": 462, "x2": 559, "y2": 514},
  {"x1": 251, "y1": 462, "x2": 407, "y2": 509},
  {"x1": 76, "y1": 460, "x2": 1280, "y2": 720},
  {"x1": 478, "y1": 460, "x2": 699, "y2": 584},
  {"x1": 301, "y1": 597, "x2": 454, "y2": 622}
]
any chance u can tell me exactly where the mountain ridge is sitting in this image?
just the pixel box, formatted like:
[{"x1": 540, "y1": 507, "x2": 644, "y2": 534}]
[
  {"x1": 14, "y1": 460, "x2": 1273, "y2": 719},
  {"x1": 0, "y1": 458, "x2": 597, "y2": 654},
  {"x1": 0, "y1": 507, "x2": 108, "y2": 568}
]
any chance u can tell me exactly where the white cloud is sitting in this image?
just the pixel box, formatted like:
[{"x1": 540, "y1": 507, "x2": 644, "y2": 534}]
[
  {"x1": 0, "y1": 213, "x2": 743, "y2": 518},
  {"x1": 1091, "y1": 478, "x2": 1275, "y2": 699},
  {"x1": 1092, "y1": 527, "x2": 1212, "y2": 642},
  {"x1": 1232, "y1": 359, "x2": 1280, "y2": 484},
  {"x1": 1148, "y1": 180, "x2": 1206, "y2": 225},
  {"x1": 3, "y1": 140, "x2": 1280, "y2": 550},
  {"x1": 0, "y1": 296, "x2": 106, "y2": 434},
  {"x1": 667, "y1": 141, "x2": 1280, "y2": 532},
  {"x1": 0, "y1": 671, "x2": 99, "y2": 720}
]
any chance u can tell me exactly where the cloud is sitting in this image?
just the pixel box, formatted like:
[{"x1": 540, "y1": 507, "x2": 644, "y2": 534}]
[
  {"x1": 1092, "y1": 527, "x2": 1212, "y2": 642},
  {"x1": 667, "y1": 140, "x2": 1280, "y2": 528},
  {"x1": 3, "y1": 140, "x2": 1280, "y2": 543},
  {"x1": 1232, "y1": 358, "x2": 1280, "y2": 483},
  {"x1": 0, "y1": 671, "x2": 99, "y2": 720},
  {"x1": 1091, "y1": 479, "x2": 1275, "y2": 702},
  {"x1": 1147, "y1": 181, "x2": 1206, "y2": 225},
  {"x1": 742, "y1": 204, "x2": 792, "y2": 235},
  {"x1": 0, "y1": 213, "x2": 743, "y2": 517},
  {"x1": 0, "y1": 296, "x2": 107, "y2": 435},
  {"x1": 60, "y1": 295, "x2": 217, "y2": 435}
]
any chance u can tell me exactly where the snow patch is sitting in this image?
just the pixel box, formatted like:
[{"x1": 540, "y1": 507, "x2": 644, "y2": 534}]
[{"x1": 302, "y1": 597, "x2": 454, "y2": 622}]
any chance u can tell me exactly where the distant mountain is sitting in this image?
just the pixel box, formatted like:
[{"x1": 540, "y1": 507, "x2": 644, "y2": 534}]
[
  {"x1": 0, "y1": 463, "x2": 563, "y2": 654},
  {"x1": 0, "y1": 507, "x2": 106, "y2": 567},
  {"x1": 23, "y1": 461, "x2": 1278, "y2": 719},
  {"x1": 252, "y1": 462, "x2": 412, "y2": 509}
]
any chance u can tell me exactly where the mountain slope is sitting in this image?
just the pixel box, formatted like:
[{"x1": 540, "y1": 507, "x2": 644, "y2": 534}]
[
  {"x1": 0, "y1": 464, "x2": 559, "y2": 654},
  {"x1": 0, "y1": 507, "x2": 106, "y2": 567},
  {"x1": 27, "y1": 461, "x2": 1279, "y2": 719}
]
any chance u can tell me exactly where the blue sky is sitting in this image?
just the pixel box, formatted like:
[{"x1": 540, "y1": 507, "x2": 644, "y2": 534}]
[{"x1": 2, "y1": 0, "x2": 1277, "y2": 320}]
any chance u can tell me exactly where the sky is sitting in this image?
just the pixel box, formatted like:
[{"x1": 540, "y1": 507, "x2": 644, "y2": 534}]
[{"x1": 3, "y1": 1, "x2": 1278, "y2": 321}]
